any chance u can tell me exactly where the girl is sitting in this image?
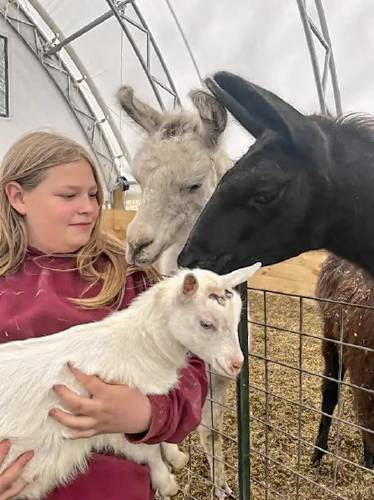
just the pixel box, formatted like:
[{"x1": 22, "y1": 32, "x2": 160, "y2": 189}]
[{"x1": 0, "y1": 131, "x2": 207, "y2": 500}]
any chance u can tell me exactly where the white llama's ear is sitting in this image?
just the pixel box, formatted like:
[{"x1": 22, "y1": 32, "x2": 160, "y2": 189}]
[
  {"x1": 221, "y1": 262, "x2": 262, "y2": 289},
  {"x1": 181, "y1": 273, "x2": 199, "y2": 297},
  {"x1": 190, "y1": 90, "x2": 227, "y2": 147},
  {"x1": 117, "y1": 86, "x2": 163, "y2": 133}
]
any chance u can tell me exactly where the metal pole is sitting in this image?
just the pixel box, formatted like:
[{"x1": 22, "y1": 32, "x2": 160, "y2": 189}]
[
  {"x1": 296, "y1": 0, "x2": 327, "y2": 114},
  {"x1": 237, "y1": 282, "x2": 250, "y2": 500},
  {"x1": 315, "y1": 0, "x2": 343, "y2": 116},
  {"x1": 44, "y1": 10, "x2": 115, "y2": 56},
  {"x1": 131, "y1": 2, "x2": 181, "y2": 106},
  {"x1": 106, "y1": 0, "x2": 167, "y2": 110}
]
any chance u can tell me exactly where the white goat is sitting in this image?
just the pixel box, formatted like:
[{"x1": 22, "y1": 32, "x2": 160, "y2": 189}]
[{"x1": 0, "y1": 264, "x2": 260, "y2": 499}]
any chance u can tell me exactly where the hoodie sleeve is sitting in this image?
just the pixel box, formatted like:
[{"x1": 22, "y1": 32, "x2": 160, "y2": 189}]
[
  {"x1": 124, "y1": 271, "x2": 208, "y2": 445},
  {"x1": 126, "y1": 354, "x2": 208, "y2": 445}
]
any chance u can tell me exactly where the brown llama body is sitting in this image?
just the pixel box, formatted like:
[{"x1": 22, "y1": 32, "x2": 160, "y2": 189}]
[{"x1": 314, "y1": 253, "x2": 374, "y2": 468}]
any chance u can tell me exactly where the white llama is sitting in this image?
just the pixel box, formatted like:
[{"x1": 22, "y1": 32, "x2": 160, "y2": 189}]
[{"x1": 118, "y1": 86, "x2": 236, "y2": 498}]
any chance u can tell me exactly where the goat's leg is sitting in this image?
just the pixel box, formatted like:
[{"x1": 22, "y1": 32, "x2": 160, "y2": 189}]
[
  {"x1": 161, "y1": 443, "x2": 189, "y2": 471},
  {"x1": 199, "y1": 373, "x2": 231, "y2": 499},
  {"x1": 312, "y1": 337, "x2": 346, "y2": 466},
  {"x1": 122, "y1": 441, "x2": 179, "y2": 497}
]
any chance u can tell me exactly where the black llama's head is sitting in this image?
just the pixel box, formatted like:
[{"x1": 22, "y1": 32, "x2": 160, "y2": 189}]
[{"x1": 178, "y1": 71, "x2": 334, "y2": 274}]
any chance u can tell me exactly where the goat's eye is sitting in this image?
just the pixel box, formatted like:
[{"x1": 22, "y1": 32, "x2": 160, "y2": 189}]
[
  {"x1": 200, "y1": 320, "x2": 214, "y2": 330},
  {"x1": 188, "y1": 183, "x2": 201, "y2": 193}
]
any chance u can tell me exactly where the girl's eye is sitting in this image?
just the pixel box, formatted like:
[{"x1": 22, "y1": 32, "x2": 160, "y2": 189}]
[
  {"x1": 89, "y1": 193, "x2": 98, "y2": 198},
  {"x1": 200, "y1": 320, "x2": 215, "y2": 330},
  {"x1": 58, "y1": 194, "x2": 75, "y2": 199}
]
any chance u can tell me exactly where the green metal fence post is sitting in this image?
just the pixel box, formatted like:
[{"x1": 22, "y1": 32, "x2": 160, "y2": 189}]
[{"x1": 237, "y1": 282, "x2": 250, "y2": 500}]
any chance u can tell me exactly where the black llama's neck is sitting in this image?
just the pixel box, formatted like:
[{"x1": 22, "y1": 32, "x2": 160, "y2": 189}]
[{"x1": 321, "y1": 117, "x2": 374, "y2": 276}]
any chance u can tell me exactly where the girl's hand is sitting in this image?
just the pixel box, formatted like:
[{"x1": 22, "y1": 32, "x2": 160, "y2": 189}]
[
  {"x1": 49, "y1": 364, "x2": 152, "y2": 439},
  {"x1": 0, "y1": 440, "x2": 33, "y2": 500}
]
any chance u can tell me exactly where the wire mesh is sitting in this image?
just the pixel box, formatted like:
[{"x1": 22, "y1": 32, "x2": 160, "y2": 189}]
[
  {"x1": 247, "y1": 287, "x2": 374, "y2": 500},
  {"x1": 174, "y1": 285, "x2": 374, "y2": 500}
]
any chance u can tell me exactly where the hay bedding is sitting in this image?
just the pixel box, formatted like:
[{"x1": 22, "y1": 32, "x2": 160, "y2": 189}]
[{"x1": 173, "y1": 292, "x2": 374, "y2": 499}]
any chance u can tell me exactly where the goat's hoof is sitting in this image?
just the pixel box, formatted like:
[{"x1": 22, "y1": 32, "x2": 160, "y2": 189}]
[
  {"x1": 183, "y1": 481, "x2": 191, "y2": 498},
  {"x1": 158, "y1": 474, "x2": 179, "y2": 498},
  {"x1": 215, "y1": 482, "x2": 232, "y2": 499},
  {"x1": 169, "y1": 450, "x2": 189, "y2": 471}
]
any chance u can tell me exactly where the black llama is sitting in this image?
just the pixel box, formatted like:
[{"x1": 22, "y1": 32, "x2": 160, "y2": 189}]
[
  {"x1": 178, "y1": 71, "x2": 374, "y2": 278},
  {"x1": 178, "y1": 71, "x2": 374, "y2": 469}
]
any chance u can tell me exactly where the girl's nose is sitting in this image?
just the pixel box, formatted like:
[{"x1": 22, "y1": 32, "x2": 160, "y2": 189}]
[{"x1": 78, "y1": 195, "x2": 97, "y2": 214}]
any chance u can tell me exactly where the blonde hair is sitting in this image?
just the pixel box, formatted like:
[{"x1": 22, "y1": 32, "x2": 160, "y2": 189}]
[{"x1": 0, "y1": 131, "x2": 158, "y2": 308}]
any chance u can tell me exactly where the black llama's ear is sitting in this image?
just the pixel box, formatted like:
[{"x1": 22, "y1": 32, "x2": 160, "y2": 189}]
[
  {"x1": 117, "y1": 86, "x2": 163, "y2": 133},
  {"x1": 190, "y1": 90, "x2": 228, "y2": 147},
  {"x1": 205, "y1": 72, "x2": 309, "y2": 141},
  {"x1": 206, "y1": 71, "x2": 330, "y2": 166}
]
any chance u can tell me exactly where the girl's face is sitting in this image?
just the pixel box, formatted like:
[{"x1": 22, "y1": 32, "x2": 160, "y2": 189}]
[{"x1": 8, "y1": 160, "x2": 100, "y2": 254}]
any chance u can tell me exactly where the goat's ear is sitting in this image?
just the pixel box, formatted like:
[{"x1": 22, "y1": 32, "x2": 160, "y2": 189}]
[
  {"x1": 222, "y1": 262, "x2": 262, "y2": 289},
  {"x1": 190, "y1": 90, "x2": 227, "y2": 147},
  {"x1": 117, "y1": 86, "x2": 163, "y2": 134},
  {"x1": 205, "y1": 72, "x2": 328, "y2": 152},
  {"x1": 182, "y1": 273, "x2": 199, "y2": 297}
]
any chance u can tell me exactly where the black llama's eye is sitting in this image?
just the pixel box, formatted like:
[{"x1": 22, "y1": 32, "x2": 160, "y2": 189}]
[
  {"x1": 252, "y1": 190, "x2": 281, "y2": 206},
  {"x1": 188, "y1": 183, "x2": 202, "y2": 193}
]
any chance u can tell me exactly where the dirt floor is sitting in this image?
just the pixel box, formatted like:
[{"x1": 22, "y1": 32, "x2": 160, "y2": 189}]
[{"x1": 173, "y1": 291, "x2": 374, "y2": 500}]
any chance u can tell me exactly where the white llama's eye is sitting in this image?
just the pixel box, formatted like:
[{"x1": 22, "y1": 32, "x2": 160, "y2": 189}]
[
  {"x1": 188, "y1": 183, "x2": 201, "y2": 193},
  {"x1": 200, "y1": 320, "x2": 215, "y2": 330}
]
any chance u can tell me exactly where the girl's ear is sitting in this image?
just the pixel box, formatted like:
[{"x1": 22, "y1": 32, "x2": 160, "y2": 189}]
[{"x1": 5, "y1": 182, "x2": 27, "y2": 215}]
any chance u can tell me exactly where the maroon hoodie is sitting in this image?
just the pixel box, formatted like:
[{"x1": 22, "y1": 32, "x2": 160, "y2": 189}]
[{"x1": 0, "y1": 248, "x2": 208, "y2": 500}]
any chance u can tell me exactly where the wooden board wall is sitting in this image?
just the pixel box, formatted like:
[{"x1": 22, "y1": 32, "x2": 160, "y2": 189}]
[
  {"x1": 101, "y1": 209, "x2": 327, "y2": 297},
  {"x1": 248, "y1": 250, "x2": 327, "y2": 297},
  {"x1": 101, "y1": 209, "x2": 137, "y2": 240}
]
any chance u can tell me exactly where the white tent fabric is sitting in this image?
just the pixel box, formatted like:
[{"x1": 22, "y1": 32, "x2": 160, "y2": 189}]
[{"x1": 2, "y1": 0, "x2": 374, "y2": 184}]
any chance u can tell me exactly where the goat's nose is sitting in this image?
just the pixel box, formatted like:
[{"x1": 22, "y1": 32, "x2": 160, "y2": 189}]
[{"x1": 230, "y1": 359, "x2": 243, "y2": 375}]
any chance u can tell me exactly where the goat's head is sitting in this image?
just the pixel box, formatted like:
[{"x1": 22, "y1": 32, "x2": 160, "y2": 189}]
[
  {"x1": 118, "y1": 86, "x2": 229, "y2": 272},
  {"x1": 178, "y1": 71, "x2": 332, "y2": 274},
  {"x1": 167, "y1": 262, "x2": 261, "y2": 378}
]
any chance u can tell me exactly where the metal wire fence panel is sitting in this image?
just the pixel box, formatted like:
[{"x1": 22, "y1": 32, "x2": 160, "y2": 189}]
[
  {"x1": 172, "y1": 284, "x2": 373, "y2": 500},
  {"x1": 247, "y1": 288, "x2": 374, "y2": 500},
  {"x1": 173, "y1": 371, "x2": 241, "y2": 499}
]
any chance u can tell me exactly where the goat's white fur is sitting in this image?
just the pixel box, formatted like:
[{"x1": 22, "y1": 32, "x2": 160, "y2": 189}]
[{"x1": 0, "y1": 265, "x2": 260, "y2": 499}]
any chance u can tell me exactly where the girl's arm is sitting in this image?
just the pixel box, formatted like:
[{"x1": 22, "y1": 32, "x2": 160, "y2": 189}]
[{"x1": 127, "y1": 355, "x2": 208, "y2": 445}]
